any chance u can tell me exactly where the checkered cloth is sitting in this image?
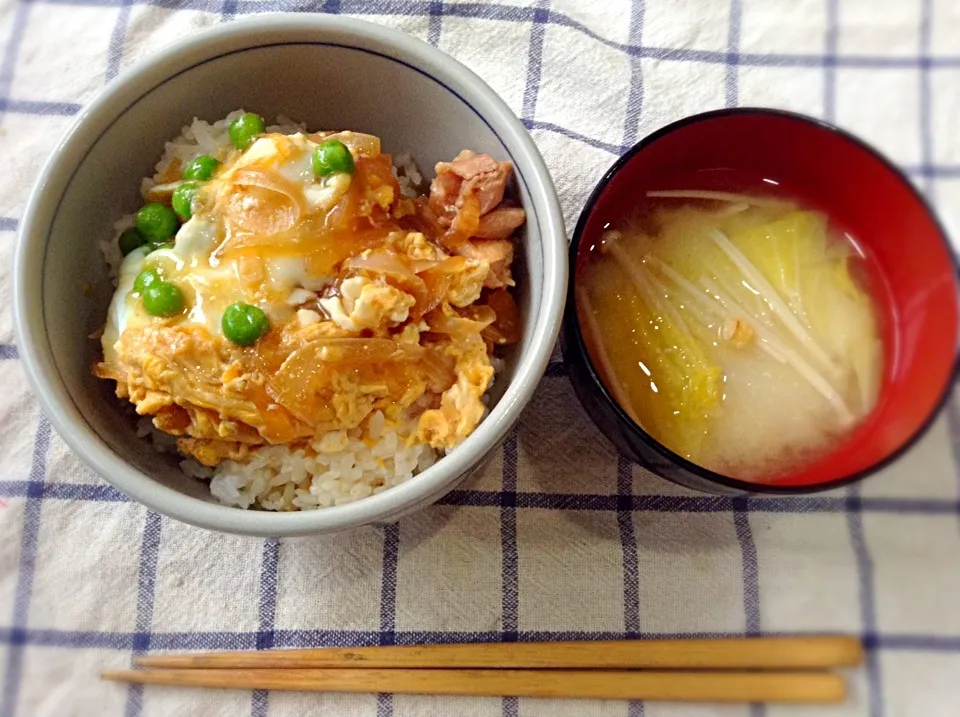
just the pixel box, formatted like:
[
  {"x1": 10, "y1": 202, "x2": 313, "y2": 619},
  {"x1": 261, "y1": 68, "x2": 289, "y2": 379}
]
[{"x1": 1, "y1": 1, "x2": 959, "y2": 715}]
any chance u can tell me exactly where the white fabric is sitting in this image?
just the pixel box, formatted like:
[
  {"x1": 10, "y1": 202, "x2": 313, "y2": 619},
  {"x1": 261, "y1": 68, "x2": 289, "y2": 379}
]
[{"x1": 1, "y1": 2, "x2": 959, "y2": 716}]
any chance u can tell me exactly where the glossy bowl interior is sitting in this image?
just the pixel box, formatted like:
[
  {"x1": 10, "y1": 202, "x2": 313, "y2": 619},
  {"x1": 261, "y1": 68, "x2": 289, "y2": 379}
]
[
  {"x1": 14, "y1": 16, "x2": 566, "y2": 535},
  {"x1": 563, "y1": 108, "x2": 959, "y2": 494}
]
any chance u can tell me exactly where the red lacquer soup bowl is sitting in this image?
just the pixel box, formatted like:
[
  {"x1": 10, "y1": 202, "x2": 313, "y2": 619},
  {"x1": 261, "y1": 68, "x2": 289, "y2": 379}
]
[{"x1": 561, "y1": 108, "x2": 960, "y2": 495}]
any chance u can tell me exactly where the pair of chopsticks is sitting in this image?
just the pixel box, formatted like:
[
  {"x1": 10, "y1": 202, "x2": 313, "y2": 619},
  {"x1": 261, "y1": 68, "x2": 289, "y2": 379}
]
[{"x1": 103, "y1": 636, "x2": 862, "y2": 703}]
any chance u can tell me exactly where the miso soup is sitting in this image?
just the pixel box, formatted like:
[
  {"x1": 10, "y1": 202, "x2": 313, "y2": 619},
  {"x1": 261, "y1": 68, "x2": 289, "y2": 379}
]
[{"x1": 577, "y1": 189, "x2": 884, "y2": 481}]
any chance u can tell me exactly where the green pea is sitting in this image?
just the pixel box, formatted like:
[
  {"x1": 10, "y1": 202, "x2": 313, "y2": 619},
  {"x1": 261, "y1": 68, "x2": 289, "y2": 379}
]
[
  {"x1": 172, "y1": 181, "x2": 200, "y2": 221},
  {"x1": 133, "y1": 268, "x2": 161, "y2": 295},
  {"x1": 229, "y1": 113, "x2": 265, "y2": 151},
  {"x1": 135, "y1": 202, "x2": 179, "y2": 244},
  {"x1": 312, "y1": 140, "x2": 355, "y2": 178},
  {"x1": 118, "y1": 227, "x2": 146, "y2": 256},
  {"x1": 142, "y1": 281, "x2": 184, "y2": 317},
  {"x1": 221, "y1": 302, "x2": 269, "y2": 346},
  {"x1": 182, "y1": 154, "x2": 220, "y2": 181}
]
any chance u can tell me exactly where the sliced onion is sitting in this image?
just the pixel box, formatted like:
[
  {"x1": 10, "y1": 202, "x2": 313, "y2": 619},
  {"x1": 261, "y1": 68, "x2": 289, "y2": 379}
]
[
  {"x1": 451, "y1": 193, "x2": 480, "y2": 236},
  {"x1": 460, "y1": 304, "x2": 498, "y2": 326},
  {"x1": 144, "y1": 180, "x2": 182, "y2": 203},
  {"x1": 418, "y1": 347, "x2": 457, "y2": 391},
  {"x1": 298, "y1": 338, "x2": 422, "y2": 364},
  {"x1": 426, "y1": 304, "x2": 496, "y2": 339},
  {"x1": 324, "y1": 171, "x2": 362, "y2": 230},
  {"x1": 400, "y1": 198, "x2": 446, "y2": 242},
  {"x1": 245, "y1": 383, "x2": 309, "y2": 444},
  {"x1": 230, "y1": 168, "x2": 307, "y2": 214},
  {"x1": 342, "y1": 250, "x2": 416, "y2": 279},
  {"x1": 439, "y1": 193, "x2": 480, "y2": 250},
  {"x1": 219, "y1": 168, "x2": 306, "y2": 236},
  {"x1": 419, "y1": 255, "x2": 467, "y2": 274},
  {"x1": 415, "y1": 256, "x2": 468, "y2": 317},
  {"x1": 267, "y1": 337, "x2": 428, "y2": 425}
]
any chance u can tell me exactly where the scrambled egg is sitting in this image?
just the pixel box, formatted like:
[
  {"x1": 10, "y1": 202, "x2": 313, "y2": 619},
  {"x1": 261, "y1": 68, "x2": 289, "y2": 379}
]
[
  {"x1": 95, "y1": 125, "x2": 525, "y2": 466},
  {"x1": 319, "y1": 276, "x2": 415, "y2": 332}
]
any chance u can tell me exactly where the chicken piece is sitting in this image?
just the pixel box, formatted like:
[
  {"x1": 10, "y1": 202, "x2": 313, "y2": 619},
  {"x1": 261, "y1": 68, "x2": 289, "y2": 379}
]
[
  {"x1": 474, "y1": 206, "x2": 527, "y2": 240},
  {"x1": 429, "y1": 150, "x2": 514, "y2": 226},
  {"x1": 437, "y1": 150, "x2": 499, "y2": 183},
  {"x1": 428, "y1": 169, "x2": 460, "y2": 220},
  {"x1": 455, "y1": 239, "x2": 515, "y2": 289},
  {"x1": 318, "y1": 276, "x2": 416, "y2": 332}
]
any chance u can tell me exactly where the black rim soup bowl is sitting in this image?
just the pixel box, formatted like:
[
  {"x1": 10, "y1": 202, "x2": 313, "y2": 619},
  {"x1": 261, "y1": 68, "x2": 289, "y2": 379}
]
[{"x1": 561, "y1": 108, "x2": 960, "y2": 496}]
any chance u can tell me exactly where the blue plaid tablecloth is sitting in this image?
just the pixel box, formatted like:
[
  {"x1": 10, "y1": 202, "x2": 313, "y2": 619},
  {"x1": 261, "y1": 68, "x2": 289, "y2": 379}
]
[{"x1": 2, "y1": 1, "x2": 960, "y2": 716}]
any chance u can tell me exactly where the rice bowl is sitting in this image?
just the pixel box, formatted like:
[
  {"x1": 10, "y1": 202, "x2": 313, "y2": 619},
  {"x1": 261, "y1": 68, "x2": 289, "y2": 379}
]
[{"x1": 14, "y1": 16, "x2": 566, "y2": 536}]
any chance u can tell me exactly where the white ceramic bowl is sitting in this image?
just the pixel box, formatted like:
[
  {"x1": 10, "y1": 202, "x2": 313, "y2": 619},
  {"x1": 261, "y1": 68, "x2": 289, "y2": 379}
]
[{"x1": 14, "y1": 15, "x2": 566, "y2": 537}]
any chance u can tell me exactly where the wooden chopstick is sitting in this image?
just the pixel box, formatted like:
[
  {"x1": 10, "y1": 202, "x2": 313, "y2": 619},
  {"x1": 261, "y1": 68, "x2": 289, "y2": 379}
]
[
  {"x1": 102, "y1": 668, "x2": 846, "y2": 703},
  {"x1": 134, "y1": 637, "x2": 862, "y2": 671}
]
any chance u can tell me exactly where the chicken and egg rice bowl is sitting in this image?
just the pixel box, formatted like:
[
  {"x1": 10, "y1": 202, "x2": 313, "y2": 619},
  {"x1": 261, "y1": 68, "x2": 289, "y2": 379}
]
[{"x1": 94, "y1": 110, "x2": 525, "y2": 511}]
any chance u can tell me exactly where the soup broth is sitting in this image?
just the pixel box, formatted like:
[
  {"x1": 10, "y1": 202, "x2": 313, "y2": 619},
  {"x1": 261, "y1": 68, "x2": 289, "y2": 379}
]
[{"x1": 577, "y1": 189, "x2": 884, "y2": 481}]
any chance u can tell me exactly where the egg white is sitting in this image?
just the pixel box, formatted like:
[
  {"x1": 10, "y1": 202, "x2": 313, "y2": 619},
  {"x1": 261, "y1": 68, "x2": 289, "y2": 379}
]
[{"x1": 103, "y1": 132, "x2": 350, "y2": 360}]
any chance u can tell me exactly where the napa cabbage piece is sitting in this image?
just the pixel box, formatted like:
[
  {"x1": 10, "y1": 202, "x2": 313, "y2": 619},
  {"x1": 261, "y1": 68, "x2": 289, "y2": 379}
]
[
  {"x1": 726, "y1": 209, "x2": 880, "y2": 418},
  {"x1": 802, "y1": 254, "x2": 882, "y2": 416},
  {"x1": 731, "y1": 210, "x2": 829, "y2": 320},
  {"x1": 580, "y1": 240, "x2": 723, "y2": 460},
  {"x1": 646, "y1": 204, "x2": 879, "y2": 426}
]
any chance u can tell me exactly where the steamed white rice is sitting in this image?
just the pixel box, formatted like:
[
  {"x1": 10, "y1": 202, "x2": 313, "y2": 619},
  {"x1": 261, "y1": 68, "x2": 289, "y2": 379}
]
[
  {"x1": 183, "y1": 410, "x2": 437, "y2": 511},
  {"x1": 107, "y1": 112, "x2": 491, "y2": 512}
]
